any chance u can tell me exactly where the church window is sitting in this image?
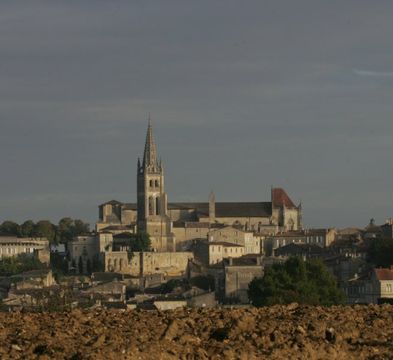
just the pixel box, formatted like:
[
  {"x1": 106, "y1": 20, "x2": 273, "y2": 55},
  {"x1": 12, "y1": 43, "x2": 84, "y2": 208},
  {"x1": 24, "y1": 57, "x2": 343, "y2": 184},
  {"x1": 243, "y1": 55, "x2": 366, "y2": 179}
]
[
  {"x1": 155, "y1": 180, "x2": 159, "y2": 187},
  {"x1": 149, "y1": 197, "x2": 154, "y2": 215},
  {"x1": 156, "y1": 197, "x2": 160, "y2": 215}
]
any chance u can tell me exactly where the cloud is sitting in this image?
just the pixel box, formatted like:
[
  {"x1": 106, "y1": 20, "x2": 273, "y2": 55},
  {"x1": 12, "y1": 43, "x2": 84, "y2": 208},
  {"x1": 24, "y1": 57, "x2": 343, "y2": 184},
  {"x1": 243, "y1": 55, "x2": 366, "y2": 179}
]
[{"x1": 353, "y1": 69, "x2": 393, "y2": 77}]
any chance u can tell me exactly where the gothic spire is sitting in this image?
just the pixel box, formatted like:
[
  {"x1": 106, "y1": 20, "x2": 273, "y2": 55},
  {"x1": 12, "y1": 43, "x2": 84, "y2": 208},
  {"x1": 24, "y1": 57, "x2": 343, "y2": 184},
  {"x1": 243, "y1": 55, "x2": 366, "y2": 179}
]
[{"x1": 143, "y1": 116, "x2": 158, "y2": 168}]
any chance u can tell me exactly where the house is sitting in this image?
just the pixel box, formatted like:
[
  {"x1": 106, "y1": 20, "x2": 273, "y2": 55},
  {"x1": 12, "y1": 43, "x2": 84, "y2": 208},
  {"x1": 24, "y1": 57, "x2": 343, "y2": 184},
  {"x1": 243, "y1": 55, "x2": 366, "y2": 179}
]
[
  {"x1": 208, "y1": 226, "x2": 261, "y2": 255},
  {"x1": 344, "y1": 267, "x2": 393, "y2": 304},
  {"x1": 193, "y1": 239, "x2": 245, "y2": 265}
]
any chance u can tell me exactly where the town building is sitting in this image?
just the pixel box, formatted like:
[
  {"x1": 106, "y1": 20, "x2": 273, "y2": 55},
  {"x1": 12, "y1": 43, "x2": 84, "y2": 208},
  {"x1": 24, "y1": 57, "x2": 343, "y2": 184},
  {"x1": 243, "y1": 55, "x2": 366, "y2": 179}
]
[
  {"x1": 96, "y1": 121, "x2": 303, "y2": 252},
  {"x1": 0, "y1": 236, "x2": 49, "y2": 263},
  {"x1": 344, "y1": 267, "x2": 393, "y2": 304}
]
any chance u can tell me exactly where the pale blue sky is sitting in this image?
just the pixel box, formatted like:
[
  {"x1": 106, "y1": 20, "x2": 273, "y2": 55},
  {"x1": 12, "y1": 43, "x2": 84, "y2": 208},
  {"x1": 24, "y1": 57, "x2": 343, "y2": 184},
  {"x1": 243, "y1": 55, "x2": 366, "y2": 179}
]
[{"x1": 1, "y1": 1, "x2": 393, "y2": 228}]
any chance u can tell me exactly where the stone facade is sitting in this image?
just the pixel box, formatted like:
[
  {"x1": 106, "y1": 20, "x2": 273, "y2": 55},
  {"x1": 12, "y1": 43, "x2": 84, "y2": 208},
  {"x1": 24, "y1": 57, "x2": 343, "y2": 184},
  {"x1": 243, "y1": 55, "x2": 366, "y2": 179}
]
[
  {"x1": 208, "y1": 226, "x2": 260, "y2": 255},
  {"x1": 96, "y1": 123, "x2": 303, "y2": 252},
  {"x1": 0, "y1": 236, "x2": 49, "y2": 262},
  {"x1": 104, "y1": 251, "x2": 193, "y2": 277}
]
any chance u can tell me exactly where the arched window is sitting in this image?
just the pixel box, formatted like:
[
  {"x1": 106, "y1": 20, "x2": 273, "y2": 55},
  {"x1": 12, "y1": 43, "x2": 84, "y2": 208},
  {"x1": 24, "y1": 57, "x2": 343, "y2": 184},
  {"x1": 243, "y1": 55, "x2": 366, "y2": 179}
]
[
  {"x1": 156, "y1": 197, "x2": 160, "y2": 215},
  {"x1": 119, "y1": 259, "x2": 123, "y2": 271},
  {"x1": 113, "y1": 258, "x2": 117, "y2": 271},
  {"x1": 149, "y1": 197, "x2": 154, "y2": 215},
  {"x1": 150, "y1": 180, "x2": 153, "y2": 187},
  {"x1": 155, "y1": 180, "x2": 159, "y2": 187}
]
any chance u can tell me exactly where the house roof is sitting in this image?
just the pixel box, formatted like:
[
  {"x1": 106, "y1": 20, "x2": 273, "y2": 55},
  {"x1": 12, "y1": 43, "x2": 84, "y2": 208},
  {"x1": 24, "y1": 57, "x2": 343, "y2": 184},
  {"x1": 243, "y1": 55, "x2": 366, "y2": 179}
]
[{"x1": 374, "y1": 268, "x2": 393, "y2": 281}]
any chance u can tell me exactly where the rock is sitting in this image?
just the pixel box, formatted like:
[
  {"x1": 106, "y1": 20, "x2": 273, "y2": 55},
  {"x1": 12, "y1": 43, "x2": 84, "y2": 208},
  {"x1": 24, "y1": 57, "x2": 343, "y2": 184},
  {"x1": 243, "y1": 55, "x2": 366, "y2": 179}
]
[{"x1": 325, "y1": 328, "x2": 336, "y2": 343}]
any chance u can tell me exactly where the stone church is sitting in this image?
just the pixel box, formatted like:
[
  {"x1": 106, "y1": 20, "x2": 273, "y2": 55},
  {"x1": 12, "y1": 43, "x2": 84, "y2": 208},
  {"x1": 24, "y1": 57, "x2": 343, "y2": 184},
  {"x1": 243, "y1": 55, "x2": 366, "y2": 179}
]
[{"x1": 96, "y1": 121, "x2": 302, "y2": 252}]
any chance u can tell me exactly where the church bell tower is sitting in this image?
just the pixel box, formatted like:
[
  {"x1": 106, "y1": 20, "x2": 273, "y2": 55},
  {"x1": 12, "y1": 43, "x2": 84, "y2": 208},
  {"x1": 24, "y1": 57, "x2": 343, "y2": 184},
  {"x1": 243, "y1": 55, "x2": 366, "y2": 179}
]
[{"x1": 137, "y1": 118, "x2": 174, "y2": 251}]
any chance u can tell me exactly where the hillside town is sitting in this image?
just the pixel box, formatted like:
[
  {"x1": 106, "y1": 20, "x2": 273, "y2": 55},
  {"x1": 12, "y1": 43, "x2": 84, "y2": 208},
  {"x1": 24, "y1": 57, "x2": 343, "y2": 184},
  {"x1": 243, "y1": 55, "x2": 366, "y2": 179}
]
[{"x1": 1, "y1": 124, "x2": 393, "y2": 311}]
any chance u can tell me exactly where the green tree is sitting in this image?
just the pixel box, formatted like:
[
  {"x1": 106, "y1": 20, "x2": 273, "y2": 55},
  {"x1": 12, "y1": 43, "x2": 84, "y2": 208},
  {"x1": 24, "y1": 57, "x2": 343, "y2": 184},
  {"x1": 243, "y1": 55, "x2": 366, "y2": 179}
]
[
  {"x1": 33, "y1": 220, "x2": 56, "y2": 243},
  {"x1": 0, "y1": 253, "x2": 46, "y2": 276},
  {"x1": 248, "y1": 257, "x2": 345, "y2": 307},
  {"x1": 368, "y1": 238, "x2": 393, "y2": 267},
  {"x1": 56, "y1": 218, "x2": 90, "y2": 243},
  {"x1": 0, "y1": 221, "x2": 20, "y2": 236},
  {"x1": 20, "y1": 220, "x2": 35, "y2": 237},
  {"x1": 56, "y1": 217, "x2": 74, "y2": 243},
  {"x1": 131, "y1": 232, "x2": 151, "y2": 251},
  {"x1": 78, "y1": 256, "x2": 84, "y2": 274}
]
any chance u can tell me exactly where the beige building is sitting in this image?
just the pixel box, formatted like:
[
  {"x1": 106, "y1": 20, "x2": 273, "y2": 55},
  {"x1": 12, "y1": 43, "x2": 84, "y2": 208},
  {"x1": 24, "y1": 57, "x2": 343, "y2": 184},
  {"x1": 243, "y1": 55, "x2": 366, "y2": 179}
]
[
  {"x1": 208, "y1": 226, "x2": 260, "y2": 255},
  {"x1": 193, "y1": 239, "x2": 245, "y2": 265},
  {"x1": 96, "y1": 122, "x2": 303, "y2": 252},
  {"x1": 0, "y1": 236, "x2": 49, "y2": 262}
]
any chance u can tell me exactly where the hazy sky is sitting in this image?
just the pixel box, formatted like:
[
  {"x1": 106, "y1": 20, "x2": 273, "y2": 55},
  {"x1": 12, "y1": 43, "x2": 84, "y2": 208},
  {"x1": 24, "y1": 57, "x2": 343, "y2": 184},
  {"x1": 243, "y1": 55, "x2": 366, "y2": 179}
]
[{"x1": 1, "y1": 1, "x2": 393, "y2": 228}]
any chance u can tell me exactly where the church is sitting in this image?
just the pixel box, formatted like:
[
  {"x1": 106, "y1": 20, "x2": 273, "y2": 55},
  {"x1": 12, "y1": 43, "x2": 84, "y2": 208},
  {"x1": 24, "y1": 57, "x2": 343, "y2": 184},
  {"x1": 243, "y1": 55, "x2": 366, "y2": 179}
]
[{"x1": 96, "y1": 121, "x2": 302, "y2": 252}]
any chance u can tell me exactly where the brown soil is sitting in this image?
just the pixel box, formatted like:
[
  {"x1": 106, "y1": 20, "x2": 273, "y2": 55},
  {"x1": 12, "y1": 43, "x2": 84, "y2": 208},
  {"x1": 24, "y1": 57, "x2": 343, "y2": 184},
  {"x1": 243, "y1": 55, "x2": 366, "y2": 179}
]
[{"x1": 0, "y1": 304, "x2": 392, "y2": 359}]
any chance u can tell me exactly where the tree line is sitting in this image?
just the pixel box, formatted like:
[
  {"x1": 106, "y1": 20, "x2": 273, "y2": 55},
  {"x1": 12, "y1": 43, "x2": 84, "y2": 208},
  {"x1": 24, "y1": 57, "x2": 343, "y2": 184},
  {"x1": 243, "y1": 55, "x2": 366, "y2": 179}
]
[{"x1": 0, "y1": 218, "x2": 90, "y2": 244}]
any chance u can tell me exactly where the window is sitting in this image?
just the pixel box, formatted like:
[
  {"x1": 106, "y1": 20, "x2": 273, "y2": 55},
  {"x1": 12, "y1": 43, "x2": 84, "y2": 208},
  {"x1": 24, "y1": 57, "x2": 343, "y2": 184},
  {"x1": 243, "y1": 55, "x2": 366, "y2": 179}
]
[
  {"x1": 155, "y1": 180, "x2": 159, "y2": 187},
  {"x1": 156, "y1": 197, "x2": 160, "y2": 215},
  {"x1": 150, "y1": 180, "x2": 153, "y2": 187}
]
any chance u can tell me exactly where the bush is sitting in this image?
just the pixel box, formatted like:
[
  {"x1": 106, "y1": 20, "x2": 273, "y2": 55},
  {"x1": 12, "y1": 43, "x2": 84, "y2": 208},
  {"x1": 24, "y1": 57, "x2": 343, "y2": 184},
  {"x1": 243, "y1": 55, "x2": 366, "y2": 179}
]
[{"x1": 248, "y1": 257, "x2": 345, "y2": 307}]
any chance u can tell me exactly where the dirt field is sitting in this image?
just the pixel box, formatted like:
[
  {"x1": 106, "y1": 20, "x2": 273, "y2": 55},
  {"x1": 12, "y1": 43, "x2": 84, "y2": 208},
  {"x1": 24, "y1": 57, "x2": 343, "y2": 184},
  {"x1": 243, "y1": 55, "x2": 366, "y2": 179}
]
[{"x1": 0, "y1": 304, "x2": 393, "y2": 359}]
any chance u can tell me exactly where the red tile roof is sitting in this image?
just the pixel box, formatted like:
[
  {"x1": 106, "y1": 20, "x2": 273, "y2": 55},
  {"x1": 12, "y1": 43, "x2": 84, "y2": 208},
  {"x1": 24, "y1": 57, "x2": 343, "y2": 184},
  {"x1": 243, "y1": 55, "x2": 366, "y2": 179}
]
[
  {"x1": 374, "y1": 268, "x2": 393, "y2": 281},
  {"x1": 272, "y1": 188, "x2": 296, "y2": 208}
]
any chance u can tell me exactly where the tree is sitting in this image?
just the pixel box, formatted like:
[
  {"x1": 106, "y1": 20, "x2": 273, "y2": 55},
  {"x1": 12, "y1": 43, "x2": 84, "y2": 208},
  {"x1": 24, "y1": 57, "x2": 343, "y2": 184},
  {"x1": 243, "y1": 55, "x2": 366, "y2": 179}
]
[
  {"x1": 368, "y1": 238, "x2": 393, "y2": 267},
  {"x1": 56, "y1": 217, "x2": 74, "y2": 243},
  {"x1": 131, "y1": 232, "x2": 151, "y2": 252},
  {"x1": 56, "y1": 218, "x2": 90, "y2": 243},
  {"x1": 78, "y1": 256, "x2": 84, "y2": 275},
  {"x1": 248, "y1": 257, "x2": 345, "y2": 307},
  {"x1": 0, "y1": 253, "x2": 46, "y2": 276},
  {"x1": 0, "y1": 221, "x2": 20, "y2": 236},
  {"x1": 33, "y1": 221, "x2": 56, "y2": 243},
  {"x1": 20, "y1": 220, "x2": 35, "y2": 237}
]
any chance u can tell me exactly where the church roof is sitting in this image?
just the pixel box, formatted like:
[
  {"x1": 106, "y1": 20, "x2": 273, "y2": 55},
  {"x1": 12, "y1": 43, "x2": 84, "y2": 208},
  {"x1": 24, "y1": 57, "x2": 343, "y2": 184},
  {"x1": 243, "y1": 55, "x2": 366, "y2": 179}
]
[
  {"x1": 120, "y1": 201, "x2": 272, "y2": 217},
  {"x1": 170, "y1": 202, "x2": 272, "y2": 218},
  {"x1": 143, "y1": 119, "x2": 159, "y2": 168},
  {"x1": 272, "y1": 188, "x2": 296, "y2": 208}
]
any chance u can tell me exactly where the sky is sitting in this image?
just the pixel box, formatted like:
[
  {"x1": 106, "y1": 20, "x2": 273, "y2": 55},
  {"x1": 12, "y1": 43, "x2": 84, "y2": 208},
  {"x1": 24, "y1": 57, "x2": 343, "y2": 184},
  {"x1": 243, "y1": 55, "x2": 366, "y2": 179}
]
[{"x1": 0, "y1": 0, "x2": 393, "y2": 228}]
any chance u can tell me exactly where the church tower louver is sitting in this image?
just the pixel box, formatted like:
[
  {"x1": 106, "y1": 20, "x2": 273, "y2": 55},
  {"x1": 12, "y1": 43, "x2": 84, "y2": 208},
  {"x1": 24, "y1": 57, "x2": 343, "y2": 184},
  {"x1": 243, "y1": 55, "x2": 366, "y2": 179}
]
[{"x1": 137, "y1": 119, "x2": 175, "y2": 252}]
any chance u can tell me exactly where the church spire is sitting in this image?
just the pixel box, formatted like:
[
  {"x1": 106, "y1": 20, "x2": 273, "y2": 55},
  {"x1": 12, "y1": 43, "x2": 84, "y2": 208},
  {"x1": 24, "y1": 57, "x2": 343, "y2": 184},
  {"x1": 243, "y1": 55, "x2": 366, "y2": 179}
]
[{"x1": 143, "y1": 116, "x2": 158, "y2": 169}]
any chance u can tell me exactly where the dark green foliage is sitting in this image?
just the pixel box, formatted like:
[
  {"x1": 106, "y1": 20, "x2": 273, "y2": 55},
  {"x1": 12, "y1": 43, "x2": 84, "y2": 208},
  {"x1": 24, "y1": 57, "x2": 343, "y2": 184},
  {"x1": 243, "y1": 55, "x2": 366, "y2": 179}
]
[
  {"x1": 368, "y1": 238, "x2": 393, "y2": 267},
  {"x1": 190, "y1": 275, "x2": 215, "y2": 291},
  {"x1": 248, "y1": 257, "x2": 345, "y2": 307},
  {"x1": 0, "y1": 221, "x2": 20, "y2": 236},
  {"x1": 56, "y1": 218, "x2": 90, "y2": 243},
  {"x1": 0, "y1": 253, "x2": 47, "y2": 276},
  {"x1": 130, "y1": 232, "x2": 151, "y2": 252},
  {"x1": 20, "y1": 220, "x2": 35, "y2": 237},
  {"x1": 34, "y1": 221, "x2": 56, "y2": 243},
  {"x1": 0, "y1": 218, "x2": 90, "y2": 245},
  {"x1": 78, "y1": 256, "x2": 84, "y2": 275},
  {"x1": 86, "y1": 259, "x2": 92, "y2": 275}
]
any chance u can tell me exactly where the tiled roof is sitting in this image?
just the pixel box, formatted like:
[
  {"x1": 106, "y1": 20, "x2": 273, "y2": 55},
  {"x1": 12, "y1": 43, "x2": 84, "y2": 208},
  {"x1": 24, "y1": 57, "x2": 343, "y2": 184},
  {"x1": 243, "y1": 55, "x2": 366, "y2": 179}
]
[
  {"x1": 374, "y1": 268, "x2": 393, "y2": 281},
  {"x1": 272, "y1": 188, "x2": 296, "y2": 208},
  {"x1": 168, "y1": 202, "x2": 272, "y2": 218}
]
